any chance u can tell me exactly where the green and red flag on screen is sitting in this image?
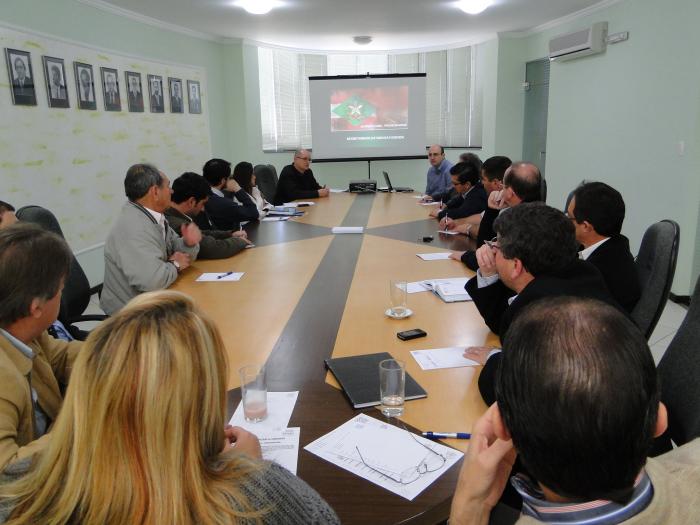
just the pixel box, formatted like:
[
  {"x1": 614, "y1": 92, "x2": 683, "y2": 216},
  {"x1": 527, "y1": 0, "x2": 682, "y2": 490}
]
[{"x1": 332, "y1": 94, "x2": 376, "y2": 126}]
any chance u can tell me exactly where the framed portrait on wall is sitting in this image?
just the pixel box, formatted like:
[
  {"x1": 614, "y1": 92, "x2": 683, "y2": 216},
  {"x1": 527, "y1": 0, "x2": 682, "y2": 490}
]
[
  {"x1": 74, "y1": 62, "x2": 96, "y2": 110},
  {"x1": 101, "y1": 67, "x2": 121, "y2": 111},
  {"x1": 125, "y1": 71, "x2": 144, "y2": 113},
  {"x1": 42, "y1": 56, "x2": 69, "y2": 108},
  {"x1": 168, "y1": 77, "x2": 183, "y2": 113},
  {"x1": 187, "y1": 80, "x2": 201, "y2": 114},
  {"x1": 4, "y1": 48, "x2": 37, "y2": 106},
  {"x1": 148, "y1": 74, "x2": 164, "y2": 113}
]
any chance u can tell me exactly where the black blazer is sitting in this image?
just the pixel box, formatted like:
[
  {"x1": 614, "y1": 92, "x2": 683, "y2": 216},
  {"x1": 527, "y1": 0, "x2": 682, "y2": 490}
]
[
  {"x1": 274, "y1": 165, "x2": 322, "y2": 205},
  {"x1": 585, "y1": 235, "x2": 641, "y2": 313},
  {"x1": 437, "y1": 185, "x2": 487, "y2": 220},
  {"x1": 204, "y1": 189, "x2": 259, "y2": 230},
  {"x1": 466, "y1": 259, "x2": 620, "y2": 404},
  {"x1": 460, "y1": 207, "x2": 500, "y2": 271}
]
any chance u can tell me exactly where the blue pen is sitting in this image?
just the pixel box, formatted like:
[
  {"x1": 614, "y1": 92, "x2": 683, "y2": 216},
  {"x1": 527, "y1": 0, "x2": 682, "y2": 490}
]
[
  {"x1": 217, "y1": 271, "x2": 234, "y2": 280},
  {"x1": 422, "y1": 431, "x2": 471, "y2": 440}
]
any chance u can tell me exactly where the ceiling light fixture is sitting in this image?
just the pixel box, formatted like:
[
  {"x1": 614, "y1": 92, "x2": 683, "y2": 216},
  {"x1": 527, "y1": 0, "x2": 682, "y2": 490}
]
[
  {"x1": 456, "y1": 0, "x2": 493, "y2": 15},
  {"x1": 353, "y1": 36, "x2": 373, "y2": 45},
  {"x1": 235, "y1": 0, "x2": 280, "y2": 15}
]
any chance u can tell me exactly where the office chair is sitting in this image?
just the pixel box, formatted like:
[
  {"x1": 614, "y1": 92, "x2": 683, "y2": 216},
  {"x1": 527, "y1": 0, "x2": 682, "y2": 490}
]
[
  {"x1": 16, "y1": 205, "x2": 107, "y2": 340},
  {"x1": 254, "y1": 164, "x2": 279, "y2": 204},
  {"x1": 657, "y1": 276, "x2": 700, "y2": 447},
  {"x1": 631, "y1": 220, "x2": 680, "y2": 339}
]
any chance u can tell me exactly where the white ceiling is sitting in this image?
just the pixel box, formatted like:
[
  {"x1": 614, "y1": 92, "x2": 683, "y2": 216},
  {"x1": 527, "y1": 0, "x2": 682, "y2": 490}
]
[{"x1": 92, "y1": 0, "x2": 610, "y2": 52}]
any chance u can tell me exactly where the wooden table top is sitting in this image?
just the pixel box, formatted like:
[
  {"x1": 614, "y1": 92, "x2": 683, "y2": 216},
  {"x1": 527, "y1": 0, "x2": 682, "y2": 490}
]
[{"x1": 171, "y1": 191, "x2": 495, "y2": 524}]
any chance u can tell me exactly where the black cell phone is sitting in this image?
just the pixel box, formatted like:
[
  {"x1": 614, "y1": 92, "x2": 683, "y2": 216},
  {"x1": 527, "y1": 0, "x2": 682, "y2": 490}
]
[{"x1": 397, "y1": 328, "x2": 427, "y2": 341}]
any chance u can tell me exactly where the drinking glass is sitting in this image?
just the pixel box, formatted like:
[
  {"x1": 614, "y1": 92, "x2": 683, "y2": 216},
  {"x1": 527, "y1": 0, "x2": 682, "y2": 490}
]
[
  {"x1": 239, "y1": 365, "x2": 268, "y2": 422},
  {"x1": 389, "y1": 280, "x2": 408, "y2": 318},
  {"x1": 379, "y1": 358, "x2": 405, "y2": 417}
]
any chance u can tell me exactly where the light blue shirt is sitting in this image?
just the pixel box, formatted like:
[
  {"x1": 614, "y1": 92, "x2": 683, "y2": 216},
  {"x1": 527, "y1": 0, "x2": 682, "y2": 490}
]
[
  {"x1": 0, "y1": 329, "x2": 49, "y2": 438},
  {"x1": 425, "y1": 159, "x2": 454, "y2": 199}
]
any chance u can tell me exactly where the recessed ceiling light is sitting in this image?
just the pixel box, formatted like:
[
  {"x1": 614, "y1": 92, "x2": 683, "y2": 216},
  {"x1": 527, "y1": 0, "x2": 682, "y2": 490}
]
[
  {"x1": 455, "y1": 0, "x2": 493, "y2": 15},
  {"x1": 353, "y1": 36, "x2": 373, "y2": 45},
  {"x1": 234, "y1": 0, "x2": 281, "y2": 15}
]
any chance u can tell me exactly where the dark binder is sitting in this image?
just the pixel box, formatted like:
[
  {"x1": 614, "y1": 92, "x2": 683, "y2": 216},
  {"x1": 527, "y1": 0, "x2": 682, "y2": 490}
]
[{"x1": 324, "y1": 352, "x2": 427, "y2": 409}]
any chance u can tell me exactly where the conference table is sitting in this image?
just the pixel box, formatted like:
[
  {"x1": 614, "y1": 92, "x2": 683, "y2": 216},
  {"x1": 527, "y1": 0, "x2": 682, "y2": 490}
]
[{"x1": 172, "y1": 191, "x2": 500, "y2": 524}]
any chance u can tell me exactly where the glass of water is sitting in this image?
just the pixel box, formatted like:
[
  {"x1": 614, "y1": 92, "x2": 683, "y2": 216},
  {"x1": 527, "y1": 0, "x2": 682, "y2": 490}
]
[
  {"x1": 389, "y1": 280, "x2": 408, "y2": 318},
  {"x1": 239, "y1": 365, "x2": 268, "y2": 422},
  {"x1": 379, "y1": 358, "x2": 405, "y2": 417}
]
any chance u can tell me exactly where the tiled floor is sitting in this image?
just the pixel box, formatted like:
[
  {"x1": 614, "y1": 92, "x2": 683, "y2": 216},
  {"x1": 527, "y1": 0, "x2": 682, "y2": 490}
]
[
  {"x1": 84, "y1": 295, "x2": 688, "y2": 364},
  {"x1": 649, "y1": 300, "x2": 688, "y2": 364}
]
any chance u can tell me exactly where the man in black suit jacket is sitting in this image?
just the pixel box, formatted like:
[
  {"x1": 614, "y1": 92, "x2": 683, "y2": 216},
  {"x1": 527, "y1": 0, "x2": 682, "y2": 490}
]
[
  {"x1": 428, "y1": 161, "x2": 487, "y2": 222},
  {"x1": 274, "y1": 149, "x2": 329, "y2": 205},
  {"x1": 449, "y1": 161, "x2": 541, "y2": 270},
  {"x1": 464, "y1": 203, "x2": 620, "y2": 404},
  {"x1": 567, "y1": 182, "x2": 641, "y2": 313},
  {"x1": 202, "y1": 158, "x2": 259, "y2": 230}
]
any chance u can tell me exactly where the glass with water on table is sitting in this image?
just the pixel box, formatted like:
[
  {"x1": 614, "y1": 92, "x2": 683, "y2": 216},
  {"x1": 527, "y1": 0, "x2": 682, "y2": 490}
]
[
  {"x1": 389, "y1": 280, "x2": 408, "y2": 318},
  {"x1": 239, "y1": 365, "x2": 268, "y2": 422},
  {"x1": 379, "y1": 358, "x2": 405, "y2": 417}
]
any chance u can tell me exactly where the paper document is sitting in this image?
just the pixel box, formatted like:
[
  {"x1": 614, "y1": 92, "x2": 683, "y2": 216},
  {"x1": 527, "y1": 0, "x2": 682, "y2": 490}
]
[
  {"x1": 411, "y1": 347, "x2": 480, "y2": 370},
  {"x1": 258, "y1": 428, "x2": 300, "y2": 474},
  {"x1": 407, "y1": 281, "x2": 430, "y2": 294},
  {"x1": 229, "y1": 391, "x2": 299, "y2": 434},
  {"x1": 332, "y1": 226, "x2": 364, "y2": 234},
  {"x1": 196, "y1": 272, "x2": 244, "y2": 282},
  {"x1": 261, "y1": 216, "x2": 290, "y2": 222},
  {"x1": 420, "y1": 202, "x2": 440, "y2": 206},
  {"x1": 421, "y1": 278, "x2": 472, "y2": 302},
  {"x1": 305, "y1": 414, "x2": 462, "y2": 500},
  {"x1": 416, "y1": 253, "x2": 452, "y2": 261},
  {"x1": 283, "y1": 201, "x2": 316, "y2": 207},
  {"x1": 437, "y1": 230, "x2": 459, "y2": 236},
  {"x1": 330, "y1": 188, "x2": 346, "y2": 193}
]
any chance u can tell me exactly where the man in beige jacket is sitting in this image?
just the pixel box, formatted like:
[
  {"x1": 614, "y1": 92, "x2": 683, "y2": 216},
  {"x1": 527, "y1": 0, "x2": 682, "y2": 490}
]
[
  {"x1": 450, "y1": 297, "x2": 700, "y2": 525},
  {"x1": 0, "y1": 224, "x2": 82, "y2": 469}
]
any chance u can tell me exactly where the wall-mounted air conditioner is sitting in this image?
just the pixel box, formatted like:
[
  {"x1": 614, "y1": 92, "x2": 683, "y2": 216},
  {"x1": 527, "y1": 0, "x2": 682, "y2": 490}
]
[{"x1": 549, "y1": 22, "x2": 608, "y2": 62}]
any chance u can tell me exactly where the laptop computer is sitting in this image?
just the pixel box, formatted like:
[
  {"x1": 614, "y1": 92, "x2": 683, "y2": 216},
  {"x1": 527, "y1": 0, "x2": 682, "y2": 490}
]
[{"x1": 382, "y1": 171, "x2": 414, "y2": 193}]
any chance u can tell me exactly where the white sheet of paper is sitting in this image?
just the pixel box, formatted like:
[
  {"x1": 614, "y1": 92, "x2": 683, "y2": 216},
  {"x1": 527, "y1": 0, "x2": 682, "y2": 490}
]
[
  {"x1": 261, "y1": 216, "x2": 290, "y2": 222},
  {"x1": 332, "y1": 226, "x2": 364, "y2": 234},
  {"x1": 437, "y1": 230, "x2": 459, "y2": 236},
  {"x1": 330, "y1": 188, "x2": 345, "y2": 193},
  {"x1": 229, "y1": 391, "x2": 299, "y2": 433},
  {"x1": 420, "y1": 202, "x2": 440, "y2": 206},
  {"x1": 413, "y1": 195, "x2": 425, "y2": 199},
  {"x1": 284, "y1": 201, "x2": 316, "y2": 207},
  {"x1": 258, "y1": 428, "x2": 300, "y2": 474},
  {"x1": 410, "y1": 347, "x2": 480, "y2": 370},
  {"x1": 305, "y1": 414, "x2": 462, "y2": 501},
  {"x1": 416, "y1": 253, "x2": 452, "y2": 261},
  {"x1": 407, "y1": 281, "x2": 430, "y2": 294},
  {"x1": 196, "y1": 272, "x2": 244, "y2": 282}
]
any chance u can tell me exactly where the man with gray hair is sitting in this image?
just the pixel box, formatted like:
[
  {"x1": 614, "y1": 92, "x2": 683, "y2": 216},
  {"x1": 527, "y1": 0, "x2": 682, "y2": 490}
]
[
  {"x1": 273, "y1": 149, "x2": 329, "y2": 205},
  {"x1": 101, "y1": 164, "x2": 201, "y2": 315}
]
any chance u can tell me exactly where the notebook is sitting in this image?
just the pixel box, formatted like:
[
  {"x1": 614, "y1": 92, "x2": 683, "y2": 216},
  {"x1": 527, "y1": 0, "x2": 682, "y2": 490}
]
[{"x1": 325, "y1": 352, "x2": 427, "y2": 409}]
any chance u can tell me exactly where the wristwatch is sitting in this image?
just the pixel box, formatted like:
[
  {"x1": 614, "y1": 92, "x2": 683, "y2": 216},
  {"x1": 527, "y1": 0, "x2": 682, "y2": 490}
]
[{"x1": 170, "y1": 259, "x2": 181, "y2": 271}]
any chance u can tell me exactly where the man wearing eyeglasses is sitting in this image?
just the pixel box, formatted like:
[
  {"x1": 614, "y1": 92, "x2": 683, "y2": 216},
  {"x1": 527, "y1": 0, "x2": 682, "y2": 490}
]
[
  {"x1": 273, "y1": 149, "x2": 329, "y2": 205},
  {"x1": 420, "y1": 145, "x2": 453, "y2": 202},
  {"x1": 464, "y1": 202, "x2": 618, "y2": 405}
]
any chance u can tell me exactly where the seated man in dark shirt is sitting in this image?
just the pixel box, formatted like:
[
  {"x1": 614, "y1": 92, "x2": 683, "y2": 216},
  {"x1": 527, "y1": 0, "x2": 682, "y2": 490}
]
[
  {"x1": 202, "y1": 158, "x2": 259, "y2": 230},
  {"x1": 567, "y1": 182, "x2": 641, "y2": 312},
  {"x1": 427, "y1": 161, "x2": 487, "y2": 222},
  {"x1": 448, "y1": 161, "x2": 541, "y2": 270},
  {"x1": 273, "y1": 149, "x2": 329, "y2": 205},
  {"x1": 464, "y1": 202, "x2": 618, "y2": 404}
]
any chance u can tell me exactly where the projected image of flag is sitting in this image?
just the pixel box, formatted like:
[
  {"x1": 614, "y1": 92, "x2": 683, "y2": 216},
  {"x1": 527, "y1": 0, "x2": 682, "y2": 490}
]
[{"x1": 330, "y1": 87, "x2": 409, "y2": 132}]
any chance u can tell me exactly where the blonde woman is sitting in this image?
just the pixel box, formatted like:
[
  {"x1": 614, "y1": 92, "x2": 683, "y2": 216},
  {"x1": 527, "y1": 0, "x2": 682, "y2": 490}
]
[{"x1": 0, "y1": 291, "x2": 339, "y2": 524}]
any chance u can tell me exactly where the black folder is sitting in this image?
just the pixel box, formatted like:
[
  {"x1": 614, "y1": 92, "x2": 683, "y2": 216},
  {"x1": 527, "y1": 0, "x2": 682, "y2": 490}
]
[{"x1": 324, "y1": 352, "x2": 427, "y2": 409}]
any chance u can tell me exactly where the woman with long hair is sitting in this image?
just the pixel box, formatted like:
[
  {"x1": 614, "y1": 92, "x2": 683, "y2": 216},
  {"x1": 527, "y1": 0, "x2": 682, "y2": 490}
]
[
  {"x1": 232, "y1": 162, "x2": 271, "y2": 215},
  {"x1": 0, "y1": 291, "x2": 338, "y2": 524}
]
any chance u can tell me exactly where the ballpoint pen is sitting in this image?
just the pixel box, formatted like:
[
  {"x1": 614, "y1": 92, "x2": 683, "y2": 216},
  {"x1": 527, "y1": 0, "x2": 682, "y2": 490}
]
[
  {"x1": 422, "y1": 431, "x2": 471, "y2": 440},
  {"x1": 217, "y1": 271, "x2": 234, "y2": 279}
]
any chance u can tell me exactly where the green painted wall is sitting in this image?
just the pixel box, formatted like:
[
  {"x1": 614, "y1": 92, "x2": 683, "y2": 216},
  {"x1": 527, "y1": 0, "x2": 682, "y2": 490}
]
[{"x1": 494, "y1": 0, "x2": 700, "y2": 294}]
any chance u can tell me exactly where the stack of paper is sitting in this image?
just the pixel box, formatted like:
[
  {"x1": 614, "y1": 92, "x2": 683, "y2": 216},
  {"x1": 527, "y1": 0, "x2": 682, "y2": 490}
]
[
  {"x1": 416, "y1": 252, "x2": 452, "y2": 261},
  {"x1": 332, "y1": 226, "x2": 364, "y2": 234},
  {"x1": 410, "y1": 347, "x2": 480, "y2": 370},
  {"x1": 229, "y1": 391, "x2": 300, "y2": 474}
]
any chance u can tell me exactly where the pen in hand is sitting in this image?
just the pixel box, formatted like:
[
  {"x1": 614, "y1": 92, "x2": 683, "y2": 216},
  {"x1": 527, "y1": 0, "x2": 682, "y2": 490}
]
[
  {"x1": 422, "y1": 431, "x2": 471, "y2": 440},
  {"x1": 217, "y1": 271, "x2": 234, "y2": 280}
]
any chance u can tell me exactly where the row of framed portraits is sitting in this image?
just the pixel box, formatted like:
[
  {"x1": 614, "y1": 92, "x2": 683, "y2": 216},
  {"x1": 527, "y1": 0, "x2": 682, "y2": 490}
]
[{"x1": 4, "y1": 48, "x2": 202, "y2": 114}]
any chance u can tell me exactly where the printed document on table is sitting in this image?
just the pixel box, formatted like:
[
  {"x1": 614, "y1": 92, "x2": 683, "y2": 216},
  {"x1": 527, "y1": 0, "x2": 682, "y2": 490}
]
[
  {"x1": 283, "y1": 201, "x2": 316, "y2": 207},
  {"x1": 261, "y1": 216, "x2": 290, "y2": 222},
  {"x1": 196, "y1": 272, "x2": 244, "y2": 282},
  {"x1": 229, "y1": 391, "x2": 299, "y2": 434},
  {"x1": 436, "y1": 230, "x2": 459, "y2": 236},
  {"x1": 332, "y1": 226, "x2": 364, "y2": 234},
  {"x1": 407, "y1": 281, "x2": 430, "y2": 294},
  {"x1": 416, "y1": 253, "x2": 452, "y2": 261},
  {"x1": 258, "y1": 428, "x2": 300, "y2": 474},
  {"x1": 411, "y1": 347, "x2": 480, "y2": 370},
  {"x1": 304, "y1": 414, "x2": 462, "y2": 501}
]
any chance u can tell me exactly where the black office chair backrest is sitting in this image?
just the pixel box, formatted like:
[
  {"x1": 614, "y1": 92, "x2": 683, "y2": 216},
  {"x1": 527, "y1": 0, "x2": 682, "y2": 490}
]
[
  {"x1": 254, "y1": 164, "x2": 278, "y2": 203},
  {"x1": 657, "y1": 276, "x2": 700, "y2": 446},
  {"x1": 631, "y1": 220, "x2": 680, "y2": 339},
  {"x1": 16, "y1": 205, "x2": 91, "y2": 323},
  {"x1": 540, "y1": 177, "x2": 547, "y2": 203}
]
